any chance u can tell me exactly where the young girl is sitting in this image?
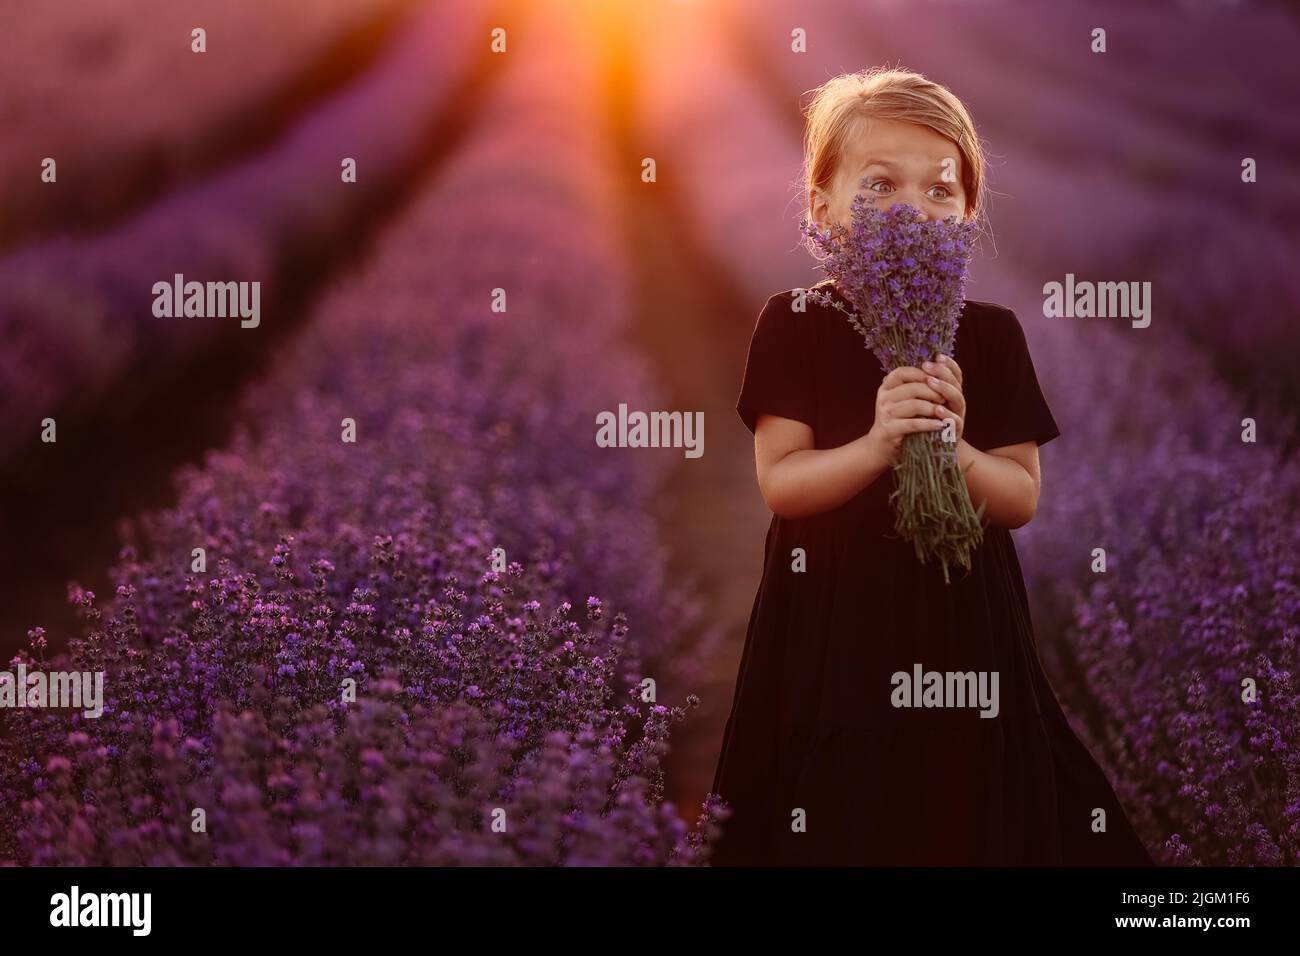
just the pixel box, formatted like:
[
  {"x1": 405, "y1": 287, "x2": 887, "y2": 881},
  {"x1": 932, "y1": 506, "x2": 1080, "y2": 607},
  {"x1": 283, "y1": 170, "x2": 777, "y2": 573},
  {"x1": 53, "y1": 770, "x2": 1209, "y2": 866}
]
[{"x1": 710, "y1": 68, "x2": 1154, "y2": 866}]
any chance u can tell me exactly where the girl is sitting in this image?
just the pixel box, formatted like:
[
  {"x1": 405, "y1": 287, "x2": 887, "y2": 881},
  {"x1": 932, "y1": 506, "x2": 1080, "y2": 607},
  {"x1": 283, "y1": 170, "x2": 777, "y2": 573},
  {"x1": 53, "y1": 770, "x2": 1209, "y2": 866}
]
[{"x1": 710, "y1": 68, "x2": 1154, "y2": 866}]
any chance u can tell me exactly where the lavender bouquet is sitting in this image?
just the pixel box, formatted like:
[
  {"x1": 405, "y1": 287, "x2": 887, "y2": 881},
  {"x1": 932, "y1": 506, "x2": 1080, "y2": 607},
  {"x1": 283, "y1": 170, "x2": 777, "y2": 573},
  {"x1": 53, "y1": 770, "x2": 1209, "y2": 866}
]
[{"x1": 800, "y1": 197, "x2": 984, "y2": 583}]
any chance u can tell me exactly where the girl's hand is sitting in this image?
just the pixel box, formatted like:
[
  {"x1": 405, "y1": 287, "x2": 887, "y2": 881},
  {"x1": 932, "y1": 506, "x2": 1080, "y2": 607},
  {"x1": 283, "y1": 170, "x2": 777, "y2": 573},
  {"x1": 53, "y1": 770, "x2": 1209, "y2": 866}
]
[
  {"x1": 921, "y1": 353, "x2": 966, "y2": 445},
  {"x1": 867, "y1": 365, "x2": 949, "y2": 464}
]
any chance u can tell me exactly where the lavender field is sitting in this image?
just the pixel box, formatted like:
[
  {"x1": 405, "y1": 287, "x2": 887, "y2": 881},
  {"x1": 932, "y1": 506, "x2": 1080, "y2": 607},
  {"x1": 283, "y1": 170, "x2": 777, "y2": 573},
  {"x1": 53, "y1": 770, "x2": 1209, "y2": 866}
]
[{"x1": 1, "y1": 0, "x2": 1297, "y2": 866}]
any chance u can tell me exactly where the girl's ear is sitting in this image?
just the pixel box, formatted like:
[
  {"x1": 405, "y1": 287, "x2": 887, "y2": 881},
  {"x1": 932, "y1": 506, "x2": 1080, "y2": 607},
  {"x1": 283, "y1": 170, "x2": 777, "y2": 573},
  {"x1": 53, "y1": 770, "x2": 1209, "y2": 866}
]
[{"x1": 808, "y1": 186, "x2": 830, "y2": 228}]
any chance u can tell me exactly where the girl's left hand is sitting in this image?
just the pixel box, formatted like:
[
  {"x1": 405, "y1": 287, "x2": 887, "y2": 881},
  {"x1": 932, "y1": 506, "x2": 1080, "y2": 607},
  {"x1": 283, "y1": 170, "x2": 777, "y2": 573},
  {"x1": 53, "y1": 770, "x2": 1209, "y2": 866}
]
[{"x1": 921, "y1": 354, "x2": 965, "y2": 444}]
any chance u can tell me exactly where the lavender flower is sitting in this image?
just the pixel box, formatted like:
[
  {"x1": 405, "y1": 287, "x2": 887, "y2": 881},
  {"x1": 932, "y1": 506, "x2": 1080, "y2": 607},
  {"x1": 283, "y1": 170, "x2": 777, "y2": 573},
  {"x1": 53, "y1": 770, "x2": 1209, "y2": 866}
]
[
  {"x1": 799, "y1": 197, "x2": 984, "y2": 582},
  {"x1": 0, "y1": 7, "x2": 725, "y2": 866}
]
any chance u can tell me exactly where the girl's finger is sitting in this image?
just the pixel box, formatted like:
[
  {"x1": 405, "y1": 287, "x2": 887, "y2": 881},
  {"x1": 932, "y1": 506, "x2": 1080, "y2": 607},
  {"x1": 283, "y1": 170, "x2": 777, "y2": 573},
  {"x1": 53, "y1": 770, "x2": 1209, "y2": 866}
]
[
  {"x1": 925, "y1": 377, "x2": 967, "y2": 416},
  {"x1": 886, "y1": 380, "x2": 945, "y2": 404},
  {"x1": 889, "y1": 398, "x2": 947, "y2": 420},
  {"x1": 922, "y1": 358, "x2": 960, "y2": 390},
  {"x1": 931, "y1": 405, "x2": 964, "y2": 439},
  {"x1": 937, "y1": 353, "x2": 963, "y2": 387},
  {"x1": 882, "y1": 365, "x2": 930, "y2": 389},
  {"x1": 898, "y1": 416, "x2": 948, "y2": 434}
]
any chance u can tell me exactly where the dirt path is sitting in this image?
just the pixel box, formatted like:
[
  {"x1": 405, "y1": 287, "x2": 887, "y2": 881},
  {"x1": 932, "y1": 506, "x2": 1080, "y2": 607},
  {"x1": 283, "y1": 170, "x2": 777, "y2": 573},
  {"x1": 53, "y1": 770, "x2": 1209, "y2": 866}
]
[{"x1": 596, "y1": 23, "x2": 779, "y2": 816}]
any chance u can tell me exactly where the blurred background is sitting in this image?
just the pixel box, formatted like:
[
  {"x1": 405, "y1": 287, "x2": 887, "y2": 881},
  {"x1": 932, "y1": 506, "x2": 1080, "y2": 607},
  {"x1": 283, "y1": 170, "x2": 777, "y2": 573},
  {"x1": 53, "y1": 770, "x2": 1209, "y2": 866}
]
[{"x1": 1, "y1": 0, "x2": 1298, "y2": 863}]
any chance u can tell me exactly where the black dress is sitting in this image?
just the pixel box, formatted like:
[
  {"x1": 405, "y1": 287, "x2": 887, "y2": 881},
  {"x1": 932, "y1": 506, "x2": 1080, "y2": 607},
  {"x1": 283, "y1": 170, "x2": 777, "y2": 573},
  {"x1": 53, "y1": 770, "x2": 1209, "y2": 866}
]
[{"x1": 711, "y1": 279, "x2": 1154, "y2": 867}]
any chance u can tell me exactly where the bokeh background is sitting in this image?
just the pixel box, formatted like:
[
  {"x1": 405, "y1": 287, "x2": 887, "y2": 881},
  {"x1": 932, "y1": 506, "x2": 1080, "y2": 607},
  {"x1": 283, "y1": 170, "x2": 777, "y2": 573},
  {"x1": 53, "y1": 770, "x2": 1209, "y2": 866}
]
[{"x1": 1, "y1": 0, "x2": 1298, "y2": 864}]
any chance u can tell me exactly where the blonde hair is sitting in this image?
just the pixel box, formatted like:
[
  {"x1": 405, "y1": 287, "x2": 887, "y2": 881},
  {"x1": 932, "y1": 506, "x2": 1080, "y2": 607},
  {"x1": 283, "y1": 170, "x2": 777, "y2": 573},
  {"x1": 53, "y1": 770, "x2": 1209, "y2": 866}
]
[{"x1": 800, "y1": 67, "x2": 988, "y2": 234}]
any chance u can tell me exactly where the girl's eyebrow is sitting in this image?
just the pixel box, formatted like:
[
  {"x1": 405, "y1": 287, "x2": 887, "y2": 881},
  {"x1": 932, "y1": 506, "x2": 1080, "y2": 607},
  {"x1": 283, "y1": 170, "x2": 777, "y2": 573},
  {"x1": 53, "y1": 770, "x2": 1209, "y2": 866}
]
[{"x1": 860, "y1": 157, "x2": 963, "y2": 187}]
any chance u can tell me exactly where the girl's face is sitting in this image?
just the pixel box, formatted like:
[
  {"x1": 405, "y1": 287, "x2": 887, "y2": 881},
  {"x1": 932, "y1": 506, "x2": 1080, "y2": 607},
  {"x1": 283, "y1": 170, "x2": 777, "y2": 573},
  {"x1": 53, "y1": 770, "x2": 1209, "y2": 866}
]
[{"x1": 809, "y1": 116, "x2": 969, "y2": 231}]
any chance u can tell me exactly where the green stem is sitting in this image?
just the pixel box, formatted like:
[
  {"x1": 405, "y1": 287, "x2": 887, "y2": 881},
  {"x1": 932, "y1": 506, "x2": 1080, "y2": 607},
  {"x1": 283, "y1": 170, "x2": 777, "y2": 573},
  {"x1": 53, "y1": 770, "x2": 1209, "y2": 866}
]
[{"x1": 879, "y1": 327, "x2": 984, "y2": 584}]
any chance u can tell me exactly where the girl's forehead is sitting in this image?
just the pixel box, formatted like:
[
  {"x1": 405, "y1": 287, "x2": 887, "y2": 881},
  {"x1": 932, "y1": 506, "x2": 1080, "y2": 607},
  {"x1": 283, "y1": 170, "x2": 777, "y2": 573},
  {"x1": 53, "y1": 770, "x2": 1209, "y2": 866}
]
[{"x1": 841, "y1": 118, "x2": 962, "y2": 172}]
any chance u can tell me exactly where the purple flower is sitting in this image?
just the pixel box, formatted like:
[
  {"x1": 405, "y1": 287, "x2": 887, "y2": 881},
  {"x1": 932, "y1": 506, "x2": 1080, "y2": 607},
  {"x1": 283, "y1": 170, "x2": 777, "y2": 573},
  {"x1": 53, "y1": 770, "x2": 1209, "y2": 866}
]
[{"x1": 798, "y1": 199, "x2": 982, "y2": 582}]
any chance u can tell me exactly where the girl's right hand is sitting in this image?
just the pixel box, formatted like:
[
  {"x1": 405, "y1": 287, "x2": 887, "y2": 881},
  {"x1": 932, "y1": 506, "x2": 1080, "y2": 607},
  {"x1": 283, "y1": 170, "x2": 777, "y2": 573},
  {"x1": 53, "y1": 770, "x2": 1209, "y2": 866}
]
[{"x1": 866, "y1": 366, "x2": 948, "y2": 464}]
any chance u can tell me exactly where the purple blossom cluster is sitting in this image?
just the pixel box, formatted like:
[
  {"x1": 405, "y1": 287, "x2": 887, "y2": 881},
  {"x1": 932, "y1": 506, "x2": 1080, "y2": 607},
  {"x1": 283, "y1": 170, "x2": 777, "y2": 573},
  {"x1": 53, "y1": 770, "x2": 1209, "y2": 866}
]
[
  {"x1": 798, "y1": 198, "x2": 984, "y2": 583},
  {"x1": 2, "y1": 540, "x2": 720, "y2": 865},
  {"x1": 798, "y1": 199, "x2": 977, "y2": 373},
  {"x1": 1015, "y1": 336, "x2": 1300, "y2": 863},
  {"x1": 0, "y1": 4, "x2": 721, "y2": 865},
  {"x1": 1062, "y1": 462, "x2": 1300, "y2": 865}
]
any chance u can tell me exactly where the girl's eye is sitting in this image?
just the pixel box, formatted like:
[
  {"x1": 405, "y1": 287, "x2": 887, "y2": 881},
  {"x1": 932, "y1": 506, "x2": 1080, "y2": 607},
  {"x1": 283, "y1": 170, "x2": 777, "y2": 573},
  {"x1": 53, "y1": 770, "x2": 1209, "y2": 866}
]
[
  {"x1": 927, "y1": 185, "x2": 953, "y2": 200},
  {"x1": 867, "y1": 179, "x2": 895, "y2": 194}
]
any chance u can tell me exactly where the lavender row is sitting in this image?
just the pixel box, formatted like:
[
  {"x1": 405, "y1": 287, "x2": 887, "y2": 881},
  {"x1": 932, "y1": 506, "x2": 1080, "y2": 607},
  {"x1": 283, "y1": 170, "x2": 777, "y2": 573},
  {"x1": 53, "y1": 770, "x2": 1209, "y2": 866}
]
[
  {"x1": 2, "y1": 4, "x2": 721, "y2": 864},
  {"x1": 781, "y1": 0, "x2": 1300, "y2": 217},
  {"x1": 957, "y1": 0, "x2": 1300, "y2": 148},
  {"x1": 981, "y1": 154, "x2": 1300, "y2": 407},
  {"x1": 0, "y1": 0, "x2": 488, "y2": 467},
  {"x1": 0, "y1": 0, "x2": 414, "y2": 246},
  {"x1": 984, "y1": 269, "x2": 1300, "y2": 864}
]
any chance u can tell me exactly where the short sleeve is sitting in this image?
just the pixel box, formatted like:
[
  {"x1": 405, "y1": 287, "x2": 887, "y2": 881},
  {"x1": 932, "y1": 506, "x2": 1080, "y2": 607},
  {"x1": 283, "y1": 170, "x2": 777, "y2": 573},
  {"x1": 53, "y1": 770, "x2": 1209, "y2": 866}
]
[
  {"x1": 963, "y1": 305, "x2": 1061, "y2": 452},
  {"x1": 736, "y1": 292, "x2": 816, "y2": 435}
]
